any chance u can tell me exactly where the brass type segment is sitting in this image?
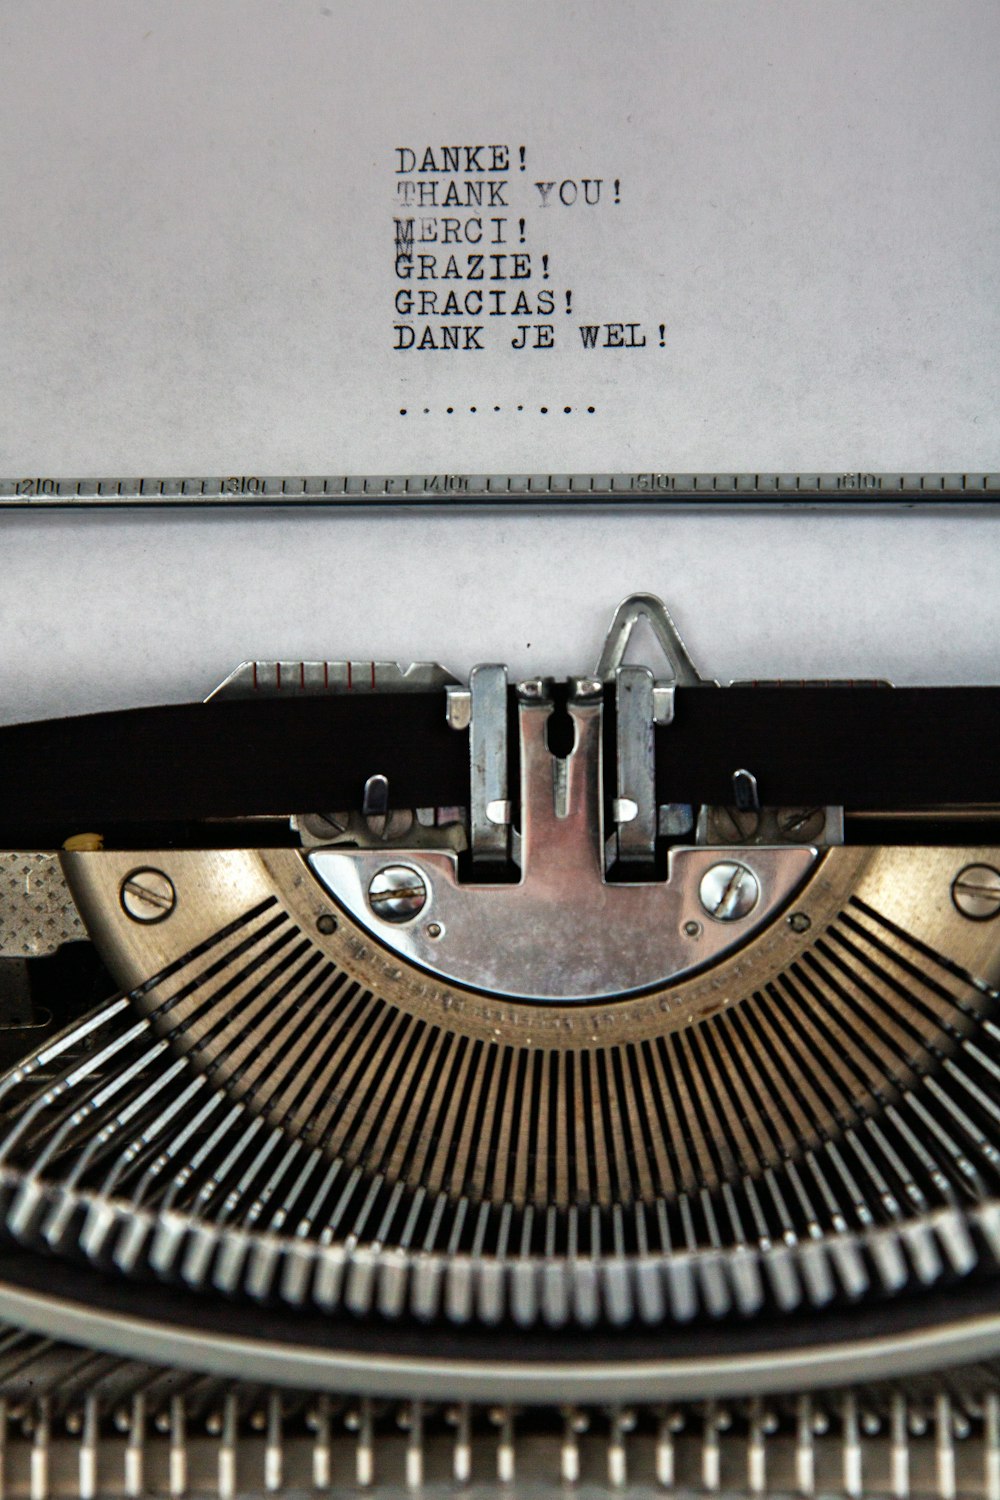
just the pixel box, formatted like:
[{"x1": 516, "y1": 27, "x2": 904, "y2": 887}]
[{"x1": 61, "y1": 845, "x2": 1000, "y2": 1211}]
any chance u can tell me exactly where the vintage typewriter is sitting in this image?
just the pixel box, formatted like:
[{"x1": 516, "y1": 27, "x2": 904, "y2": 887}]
[{"x1": 1, "y1": 593, "x2": 1000, "y2": 1497}]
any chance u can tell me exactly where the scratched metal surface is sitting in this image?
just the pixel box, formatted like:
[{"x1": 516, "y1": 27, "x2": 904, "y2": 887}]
[{"x1": 0, "y1": 855, "x2": 84, "y2": 959}]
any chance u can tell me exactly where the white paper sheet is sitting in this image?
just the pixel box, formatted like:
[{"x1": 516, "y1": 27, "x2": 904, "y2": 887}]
[
  {"x1": 2, "y1": 0, "x2": 997, "y2": 477},
  {"x1": 0, "y1": 1, "x2": 997, "y2": 720},
  {"x1": 2, "y1": 506, "x2": 999, "y2": 727}
]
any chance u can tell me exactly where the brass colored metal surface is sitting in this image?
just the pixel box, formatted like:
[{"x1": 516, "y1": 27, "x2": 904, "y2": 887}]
[
  {"x1": 60, "y1": 845, "x2": 893, "y2": 1206},
  {"x1": 56, "y1": 843, "x2": 1000, "y2": 1214},
  {"x1": 0, "y1": 840, "x2": 987, "y2": 1329}
]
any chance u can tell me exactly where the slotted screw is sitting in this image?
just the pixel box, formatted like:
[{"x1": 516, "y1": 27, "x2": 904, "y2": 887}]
[
  {"x1": 776, "y1": 807, "x2": 826, "y2": 842},
  {"x1": 708, "y1": 806, "x2": 760, "y2": 843},
  {"x1": 368, "y1": 866, "x2": 428, "y2": 923},
  {"x1": 952, "y1": 864, "x2": 1000, "y2": 920},
  {"x1": 120, "y1": 868, "x2": 176, "y2": 923},
  {"x1": 699, "y1": 861, "x2": 760, "y2": 921}
]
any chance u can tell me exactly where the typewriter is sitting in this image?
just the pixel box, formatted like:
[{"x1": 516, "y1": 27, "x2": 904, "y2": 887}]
[{"x1": 1, "y1": 593, "x2": 999, "y2": 1497}]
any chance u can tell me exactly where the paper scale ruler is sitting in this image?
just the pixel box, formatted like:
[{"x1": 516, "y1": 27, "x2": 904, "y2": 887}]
[{"x1": 1, "y1": 472, "x2": 998, "y2": 506}]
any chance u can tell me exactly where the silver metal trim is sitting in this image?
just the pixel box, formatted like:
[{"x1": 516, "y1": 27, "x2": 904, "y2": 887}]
[
  {"x1": 468, "y1": 665, "x2": 510, "y2": 863},
  {"x1": 309, "y1": 689, "x2": 815, "y2": 1000},
  {"x1": 1, "y1": 1280, "x2": 999, "y2": 1402},
  {"x1": 613, "y1": 667, "x2": 657, "y2": 864}
]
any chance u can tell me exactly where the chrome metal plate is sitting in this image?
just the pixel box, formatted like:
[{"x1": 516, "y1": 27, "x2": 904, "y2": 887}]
[{"x1": 308, "y1": 690, "x2": 815, "y2": 1001}]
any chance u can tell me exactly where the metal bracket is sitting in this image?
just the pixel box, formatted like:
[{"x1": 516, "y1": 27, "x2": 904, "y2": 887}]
[
  {"x1": 446, "y1": 667, "x2": 511, "y2": 862},
  {"x1": 311, "y1": 682, "x2": 815, "y2": 1001},
  {"x1": 445, "y1": 596, "x2": 708, "y2": 870},
  {"x1": 469, "y1": 665, "x2": 510, "y2": 863},
  {"x1": 612, "y1": 666, "x2": 657, "y2": 864},
  {"x1": 595, "y1": 592, "x2": 706, "y2": 706},
  {"x1": 597, "y1": 594, "x2": 707, "y2": 863}
]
